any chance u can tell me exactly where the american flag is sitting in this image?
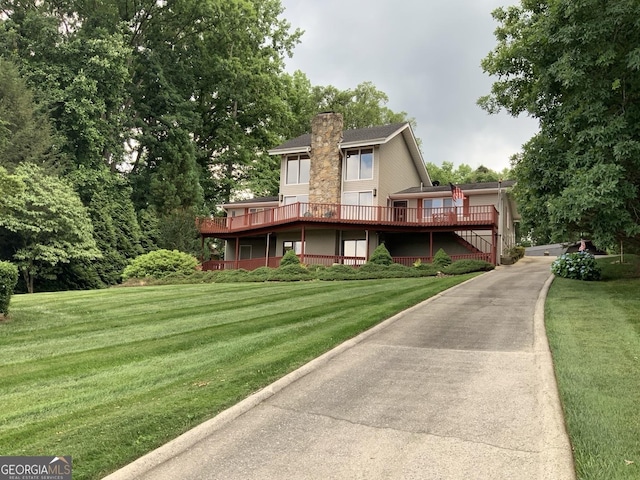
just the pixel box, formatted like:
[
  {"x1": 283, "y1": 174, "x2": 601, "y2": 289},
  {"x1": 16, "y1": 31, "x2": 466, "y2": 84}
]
[{"x1": 450, "y1": 183, "x2": 465, "y2": 202}]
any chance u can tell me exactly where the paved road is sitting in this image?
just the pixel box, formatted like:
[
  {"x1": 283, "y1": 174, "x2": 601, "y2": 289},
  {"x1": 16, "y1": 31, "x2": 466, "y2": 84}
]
[{"x1": 105, "y1": 256, "x2": 575, "y2": 480}]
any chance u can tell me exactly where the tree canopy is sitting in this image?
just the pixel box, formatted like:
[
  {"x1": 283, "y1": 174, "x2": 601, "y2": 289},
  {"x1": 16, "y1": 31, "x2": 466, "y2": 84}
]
[
  {"x1": 0, "y1": 0, "x2": 419, "y2": 290},
  {"x1": 0, "y1": 164, "x2": 100, "y2": 293},
  {"x1": 480, "y1": 0, "x2": 640, "y2": 249},
  {"x1": 426, "y1": 161, "x2": 509, "y2": 185}
]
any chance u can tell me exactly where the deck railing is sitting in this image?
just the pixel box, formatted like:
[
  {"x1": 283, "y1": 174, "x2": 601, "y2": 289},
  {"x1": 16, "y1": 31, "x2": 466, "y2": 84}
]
[{"x1": 198, "y1": 203, "x2": 498, "y2": 234}]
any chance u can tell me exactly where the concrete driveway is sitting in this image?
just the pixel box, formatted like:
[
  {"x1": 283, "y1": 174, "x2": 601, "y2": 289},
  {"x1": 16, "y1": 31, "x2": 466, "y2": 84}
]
[{"x1": 105, "y1": 256, "x2": 575, "y2": 480}]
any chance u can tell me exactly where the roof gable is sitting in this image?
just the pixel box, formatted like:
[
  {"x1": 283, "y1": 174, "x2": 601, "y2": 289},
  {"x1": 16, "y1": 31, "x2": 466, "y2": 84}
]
[
  {"x1": 268, "y1": 122, "x2": 429, "y2": 185},
  {"x1": 268, "y1": 122, "x2": 410, "y2": 154}
]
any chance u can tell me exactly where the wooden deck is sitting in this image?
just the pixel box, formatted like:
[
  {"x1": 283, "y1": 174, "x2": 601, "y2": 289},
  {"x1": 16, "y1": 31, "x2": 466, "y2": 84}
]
[{"x1": 198, "y1": 203, "x2": 498, "y2": 236}]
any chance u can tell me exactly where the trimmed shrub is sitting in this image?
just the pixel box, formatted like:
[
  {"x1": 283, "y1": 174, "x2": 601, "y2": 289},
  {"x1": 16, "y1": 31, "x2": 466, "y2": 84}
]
[
  {"x1": 122, "y1": 249, "x2": 198, "y2": 280},
  {"x1": 551, "y1": 251, "x2": 601, "y2": 281},
  {"x1": 317, "y1": 263, "x2": 359, "y2": 281},
  {"x1": 433, "y1": 249, "x2": 452, "y2": 269},
  {"x1": 270, "y1": 263, "x2": 313, "y2": 281},
  {"x1": 248, "y1": 266, "x2": 273, "y2": 281},
  {"x1": 280, "y1": 249, "x2": 301, "y2": 267},
  {"x1": 368, "y1": 243, "x2": 393, "y2": 266},
  {"x1": 444, "y1": 259, "x2": 495, "y2": 275},
  {"x1": 0, "y1": 261, "x2": 19, "y2": 316},
  {"x1": 414, "y1": 262, "x2": 439, "y2": 275},
  {"x1": 509, "y1": 245, "x2": 526, "y2": 261}
]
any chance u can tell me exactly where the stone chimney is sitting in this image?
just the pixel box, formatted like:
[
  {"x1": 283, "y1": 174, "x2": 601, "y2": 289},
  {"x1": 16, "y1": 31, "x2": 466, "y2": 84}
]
[{"x1": 309, "y1": 112, "x2": 343, "y2": 204}]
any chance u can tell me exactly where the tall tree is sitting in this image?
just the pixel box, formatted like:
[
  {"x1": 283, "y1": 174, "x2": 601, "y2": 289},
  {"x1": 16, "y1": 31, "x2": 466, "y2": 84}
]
[
  {"x1": 479, "y1": 0, "x2": 640, "y2": 249},
  {"x1": 0, "y1": 58, "x2": 57, "y2": 170},
  {"x1": 0, "y1": 164, "x2": 100, "y2": 293}
]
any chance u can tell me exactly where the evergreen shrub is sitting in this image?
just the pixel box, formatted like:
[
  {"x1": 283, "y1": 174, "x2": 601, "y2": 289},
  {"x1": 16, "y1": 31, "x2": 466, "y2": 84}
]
[
  {"x1": 122, "y1": 249, "x2": 198, "y2": 280},
  {"x1": 368, "y1": 243, "x2": 393, "y2": 266},
  {"x1": 279, "y1": 249, "x2": 301, "y2": 267},
  {"x1": 444, "y1": 259, "x2": 494, "y2": 275},
  {"x1": 433, "y1": 249, "x2": 452, "y2": 269}
]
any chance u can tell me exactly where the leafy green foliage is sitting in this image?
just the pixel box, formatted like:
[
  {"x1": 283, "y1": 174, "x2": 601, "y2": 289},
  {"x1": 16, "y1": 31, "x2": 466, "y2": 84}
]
[
  {"x1": 0, "y1": 261, "x2": 18, "y2": 316},
  {"x1": 0, "y1": 164, "x2": 100, "y2": 293},
  {"x1": 367, "y1": 243, "x2": 393, "y2": 266},
  {"x1": 432, "y1": 249, "x2": 452, "y2": 269},
  {"x1": 551, "y1": 252, "x2": 602, "y2": 281},
  {"x1": 279, "y1": 249, "x2": 301, "y2": 267},
  {"x1": 443, "y1": 260, "x2": 495, "y2": 275},
  {"x1": 122, "y1": 250, "x2": 198, "y2": 280},
  {"x1": 509, "y1": 246, "x2": 526, "y2": 260},
  {"x1": 426, "y1": 161, "x2": 510, "y2": 185},
  {"x1": 480, "y1": 0, "x2": 640, "y2": 250}
]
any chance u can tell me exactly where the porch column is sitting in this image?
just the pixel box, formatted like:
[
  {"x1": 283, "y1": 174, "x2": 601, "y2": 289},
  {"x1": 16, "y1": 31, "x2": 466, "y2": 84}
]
[
  {"x1": 301, "y1": 225, "x2": 306, "y2": 264},
  {"x1": 365, "y1": 230, "x2": 370, "y2": 262},
  {"x1": 235, "y1": 237, "x2": 240, "y2": 270},
  {"x1": 265, "y1": 233, "x2": 271, "y2": 267},
  {"x1": 492, "y1": 229, "x2": 498, "y2": 265},
  {"x1": 200, "y1": 235, "x2": 205, "y2": 263}
]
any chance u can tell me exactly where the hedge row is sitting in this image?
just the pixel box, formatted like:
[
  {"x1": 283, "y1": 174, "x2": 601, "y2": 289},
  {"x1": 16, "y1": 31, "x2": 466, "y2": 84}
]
[{"x1": 131, "y1": 259, "x2": 495, "y2": 286}]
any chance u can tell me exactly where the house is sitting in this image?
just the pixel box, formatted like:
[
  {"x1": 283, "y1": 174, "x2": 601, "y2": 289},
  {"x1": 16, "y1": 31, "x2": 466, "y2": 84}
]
[{"x1": 198, "y1": 112, "x2": 519, "y2": 270}]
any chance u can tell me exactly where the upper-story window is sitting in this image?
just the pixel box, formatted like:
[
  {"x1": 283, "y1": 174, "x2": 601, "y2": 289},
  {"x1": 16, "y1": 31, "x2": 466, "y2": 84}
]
[
  {"x1": 344, "y1": 148, "x2": 373, "y2": 181},
  {"x1": 286, "y1": 154, "x2": 310, "y2": 184}
]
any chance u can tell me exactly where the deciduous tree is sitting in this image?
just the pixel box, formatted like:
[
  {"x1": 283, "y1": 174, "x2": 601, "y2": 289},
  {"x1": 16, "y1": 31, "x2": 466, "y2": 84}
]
[
  {"x1": 480, "y1": 0, "x2": 640, "y2": 249},
  {"x1": 0, "y1": 164, "x2": 100, "y2": 293}
]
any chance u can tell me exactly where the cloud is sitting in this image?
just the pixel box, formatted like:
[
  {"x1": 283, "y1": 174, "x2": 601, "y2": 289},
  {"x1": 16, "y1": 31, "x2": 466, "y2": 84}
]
[{"x1": 279, "y1": 0, "x2": 538, "y2": 172}]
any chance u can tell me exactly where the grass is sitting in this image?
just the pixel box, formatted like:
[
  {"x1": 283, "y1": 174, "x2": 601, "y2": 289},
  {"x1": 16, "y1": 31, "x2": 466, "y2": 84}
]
[
  {"x1": 0, "y1": 275, "x2": 475, "y2": 479},
  {"x1": 546, "y1": 254, "x2": 640, "y2": 480}
]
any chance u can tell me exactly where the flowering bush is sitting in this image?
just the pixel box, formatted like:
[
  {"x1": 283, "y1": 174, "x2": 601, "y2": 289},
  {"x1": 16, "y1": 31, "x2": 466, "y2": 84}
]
[{"x1": 551, "y1": 251, "x2": 601, "y2": 281}]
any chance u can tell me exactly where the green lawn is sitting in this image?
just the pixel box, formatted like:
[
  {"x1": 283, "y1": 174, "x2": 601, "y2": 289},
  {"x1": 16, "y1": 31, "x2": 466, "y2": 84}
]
[
  {"x1": 0, "y1": 276, "x2": 473, "y2": 479},
  {"x1": 546, "y1": 255, "x2": 640, "y2": 480}
]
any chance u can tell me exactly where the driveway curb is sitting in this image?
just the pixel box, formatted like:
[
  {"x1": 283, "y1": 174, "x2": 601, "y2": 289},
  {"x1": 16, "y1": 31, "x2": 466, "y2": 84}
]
[{"x1": 534, "y1": 273, "x2": 576, "y2": 480}]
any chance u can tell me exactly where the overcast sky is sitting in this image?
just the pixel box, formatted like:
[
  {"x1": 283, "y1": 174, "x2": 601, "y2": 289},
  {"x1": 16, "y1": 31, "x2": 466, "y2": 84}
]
[{"x1": 278, "y1": 0, "x2": 538, "y2": 172}]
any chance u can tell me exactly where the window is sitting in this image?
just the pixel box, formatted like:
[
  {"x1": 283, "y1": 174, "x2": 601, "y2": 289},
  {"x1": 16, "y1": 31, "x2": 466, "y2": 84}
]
[
  {"x1": 344, "y1": 148, "x2": 373, "y2": 181},
  {"x1": 342, "y1": 191, "x2": 373, "y2": 220},
  {"x1": 239, "y1": 245, "x2": 252, "y2": 260},
  {"x1": 283, "y1": 241, "x2": 304, "y2": 254},
  {"x1": 283, "y1": 195, "x2": 309, "y2": 205},
  {"x1": 342, "y1": 191, "x2": 373, "y2": 206},
  {"x1": 423, "y1": 198, "x2": 461, "y2": 216},
  {"x1": 286, "y1": 155, "x2": 310, "y2": 184},
  {"x1": 343, "y1": 239, "x2": 367, "y2": 265}
]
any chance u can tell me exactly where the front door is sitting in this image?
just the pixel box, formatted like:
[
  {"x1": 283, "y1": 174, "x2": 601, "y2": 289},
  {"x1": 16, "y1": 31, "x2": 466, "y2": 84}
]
[{"x1": 393, "y1": 201, "x2": 408, "y2": 222}]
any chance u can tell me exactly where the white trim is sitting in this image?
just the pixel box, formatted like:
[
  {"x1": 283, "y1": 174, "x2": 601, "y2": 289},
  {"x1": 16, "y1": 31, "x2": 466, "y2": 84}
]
[{"x1": 267, "y1": 146, "x2": 311, "y2": 155}]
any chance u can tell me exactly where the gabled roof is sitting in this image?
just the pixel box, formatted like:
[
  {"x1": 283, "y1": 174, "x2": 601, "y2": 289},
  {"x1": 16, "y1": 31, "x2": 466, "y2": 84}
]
[
  {"x1": 268, "y1": 123, "x2": 408, "y2": 154},
  {"x1": 393, "y1": 180, "x2": 515, "y2": 196},
  {"x1": 268, "y1": 122, "x2": 430, "y2": 185}
]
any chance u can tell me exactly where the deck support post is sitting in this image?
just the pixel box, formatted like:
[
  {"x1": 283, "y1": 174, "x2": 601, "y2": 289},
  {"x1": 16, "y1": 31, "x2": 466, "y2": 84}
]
[
  {"x1": 301, "y1": 225, "x2": 306, "y2": 264},
  {"x1": 265, "y1": 233, "x2": 271, "y2": 267},
  {"x1": 365, "y1": 230, "x2": 370, "y2": 262},
  {"x1": 235, "y1": 237, "x2": 240, "y2": 270}
]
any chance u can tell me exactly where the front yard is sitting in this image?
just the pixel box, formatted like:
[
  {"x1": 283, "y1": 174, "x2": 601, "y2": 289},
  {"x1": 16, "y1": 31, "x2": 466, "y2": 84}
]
[{"x1": 0, "y1": 276, "x2": 472, "y2": 479}]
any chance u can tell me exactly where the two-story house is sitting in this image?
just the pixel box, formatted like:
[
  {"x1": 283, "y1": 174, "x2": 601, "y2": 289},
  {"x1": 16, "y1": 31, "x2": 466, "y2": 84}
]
[{"x1": 198, "y1": 112, "x2": 519, "y2": 270}]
